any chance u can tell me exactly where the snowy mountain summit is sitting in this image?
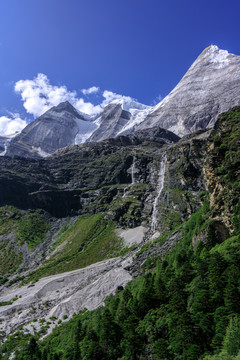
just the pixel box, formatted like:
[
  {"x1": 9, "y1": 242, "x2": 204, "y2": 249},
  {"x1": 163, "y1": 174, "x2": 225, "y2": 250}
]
[
  {"x1": 5, "y1": 45, "x2": 240, "y2": 158},
  {"x1": 6, "y1": 101, "x2": 95, "y2": 158},
  {"x1": 135, "y1": 45, "x2": 240, "y2": 135}
]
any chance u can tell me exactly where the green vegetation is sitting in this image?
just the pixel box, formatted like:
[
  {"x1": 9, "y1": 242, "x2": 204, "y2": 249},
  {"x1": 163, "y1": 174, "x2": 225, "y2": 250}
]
[
  {"x1": 210, "y1": 107, "x2": 240, "y2": 232},
  {"x1": 0, "y1": 206, "x2": 50, "y2": 275},
  {"x1": 4, "y1": 196, "x2": 240, "y2": 360},
  {"x1": 23, "y1": 214, "x2": 126, "y2": 284},
  {"x1": 55, "y1": 221, "x2": 70, "y2": 239},
  {"x1": 0, "y1": 207, "x2": 24, "y2": 274},
  {"x1": 0, "y1": 243, "x2": 23, "y2": 275},
  {"x1": 0, "y1": 276, "x2": 8, "y2": 286},
  {"x1": 0, "y1": 206, "x2": 49, "y2": 250},
  {"x1": 7, "y1": 276, "x2": 25, "y2": 287},
  {"x1": 85, "y1": 183, "x2": 151, "y2": 228},
  {"x1": 0, "y1": 295, "x2": 18, "y2": 306},
  {"x1": 18, "y1": 213, "x2": 50, "y2": 249},
  {"x1": 0, "y1": 206, "x2": 21, "y2": 236}
]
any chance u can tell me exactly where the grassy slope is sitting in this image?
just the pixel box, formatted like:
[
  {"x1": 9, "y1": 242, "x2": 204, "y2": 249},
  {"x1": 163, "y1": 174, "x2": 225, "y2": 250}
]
[
  {"x1": 23, "y1": 213, "x2": 127, "y2": 284},
  {"x1": 0, "y1": 207, "x2": 49, "y2": 276}
]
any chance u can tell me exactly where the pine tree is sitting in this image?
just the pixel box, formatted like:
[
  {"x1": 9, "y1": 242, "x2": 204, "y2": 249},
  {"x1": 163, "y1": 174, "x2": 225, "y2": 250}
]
[{"x1": 223, "y1": 316, "x2": 240, "y2": 356}]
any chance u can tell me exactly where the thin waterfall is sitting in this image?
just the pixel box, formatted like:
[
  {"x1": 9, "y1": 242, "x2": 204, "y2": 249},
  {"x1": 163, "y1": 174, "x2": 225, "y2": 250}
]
[
  {"x1": 150, "y1": 153, "x2": 167, "y2": 233},
  {"x1": 123, "y1": 155, "x2": 136, "y2": 198},
  {"x1": 131, "y1": 155, "x2": 136, "y2": 185}
]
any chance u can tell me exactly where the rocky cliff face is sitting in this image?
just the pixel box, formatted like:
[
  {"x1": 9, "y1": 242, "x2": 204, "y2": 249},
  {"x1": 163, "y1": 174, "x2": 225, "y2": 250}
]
[
  {"x1": 0, "y1": 125, "x2": 208, "y2": 250},
  {"x1": 88, "y1": 103, "x2": 131, "y2": 142},
  {"x1": 0, "y1": 127, "x2": 179, "y2": 218},
  {"x1": 5, "y1": 101, "x2": 97, "y2": 158},
  {"x1": 203, "y1": 107, "x2": 240, "y2": 231}
]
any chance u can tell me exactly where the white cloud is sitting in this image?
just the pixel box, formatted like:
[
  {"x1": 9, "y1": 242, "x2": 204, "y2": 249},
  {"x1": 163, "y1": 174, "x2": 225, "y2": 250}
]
[
  {"x1": 9, "y1": 73, "x2": 146, "y2": 120},
  {"x1": 14, "y1": 74, "x2": 140, "y2": 118},
  {"x1": 100, "y1": 90, "x2": 147, "y2": 111},
  {"x1": 0, "y1": 74, "x2": 149, "y2": 137},
  {"x1": 74, "y1": 98, "x2": 102, "y2": 115},
  {"x1": 14, "y1": 73, "x2": 101, "y2": 117},
  {"x1": 102, "y1": 90, "x2": 134, "y2": 106},
  {"x1": 81, "y1": 86, "x2": 100, "y2": 95},
  {"x1": 0, "y1": 113, "x2": 27, "y2": 136}
]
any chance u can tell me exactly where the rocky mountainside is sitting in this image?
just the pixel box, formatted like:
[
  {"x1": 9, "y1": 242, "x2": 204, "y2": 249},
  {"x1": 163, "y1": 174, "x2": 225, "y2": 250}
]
[
  {"x1": 5, "y1": 101, "x2": 97, "y2": 158},
  {"x1": 4, "y1": 45, "x2": 240, "y2": 158},
  {"x1": 88, "y1": 103, "x2": 131, "y2": 142},
  {"x1": 134, "y1": 45, "x2": 240, "y2": 136},
  {"x1": 89, "y1": 98, "x2": 151, "y2": 142},
  {"x1": 5, "y1": 99, "x2": 150, "y2": 158},
  {"x1": 0, "y1": 126, "x2": 179, "y2": 218},
  {"x1": 0, "y1": 107, "x2": 239, "y2": 359}
]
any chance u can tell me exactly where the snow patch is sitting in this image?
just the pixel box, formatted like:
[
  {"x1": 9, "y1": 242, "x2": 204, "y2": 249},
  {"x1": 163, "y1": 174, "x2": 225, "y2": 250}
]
[
  {"x1": 37, "y1": 147, "x2": 50, "y2": 158},
  {"x1": 207, "y1": 46, "x2": 230, "y2": 68},
  {"x1": 115, "y1": 100, "x2": 153, "y2": 136},
  {"x1": 74, "y1": 118, "x2": 99, "y2": 144},
  {"x1": 109, "y1": 98, "x2": 149, "y2": 112},
  {"x1": 168, "y1": 117, "x2": 185, "y2": 137},
  {"x1": 191, "y1": 45, "x2": 230, "y2": 70},
  {"x1": 0, "y1": 132, "x2": 19, "y2": 156},
  {"x1": 0, "y1": 146, "x2": 7, "y2": 156}
]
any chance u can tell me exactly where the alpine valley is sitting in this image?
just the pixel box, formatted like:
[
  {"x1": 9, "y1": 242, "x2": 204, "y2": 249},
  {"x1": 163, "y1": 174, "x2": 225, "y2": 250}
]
[{"x1": 0, "y1": 45, "x2": 240, "y2": 360}]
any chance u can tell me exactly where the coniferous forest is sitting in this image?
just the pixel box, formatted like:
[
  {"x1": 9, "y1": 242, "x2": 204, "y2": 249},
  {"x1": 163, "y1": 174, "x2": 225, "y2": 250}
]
[{"x1": 9, "y1": 199, "x2": 240, "y2": 360}]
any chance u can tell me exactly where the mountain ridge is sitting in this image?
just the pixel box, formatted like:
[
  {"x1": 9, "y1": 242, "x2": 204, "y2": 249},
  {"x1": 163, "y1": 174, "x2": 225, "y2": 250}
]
[
  {"x1": 135, "y1": 44, "x2": 240, "y2": 135},
  {"x1": 4, "y1": 44, "x2": 240, "y2": 158}
]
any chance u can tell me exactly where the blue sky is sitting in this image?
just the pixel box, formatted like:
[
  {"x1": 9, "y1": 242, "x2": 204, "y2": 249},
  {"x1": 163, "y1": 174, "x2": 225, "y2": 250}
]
[{"x1": 0, "y1": 0, "x2": 240, "y2": 135}]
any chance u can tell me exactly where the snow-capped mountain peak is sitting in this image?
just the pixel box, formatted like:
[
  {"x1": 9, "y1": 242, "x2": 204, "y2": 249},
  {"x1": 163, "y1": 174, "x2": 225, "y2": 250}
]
[
  {"x1": 134, "y1": 45, "x2": 240, "y2": 136},
  {"x1": 4, "y1": 45, "x2": 240, "y2": 157},
  {"x1": 189, "y1": 44, "x2": 231, "y2": 70}
]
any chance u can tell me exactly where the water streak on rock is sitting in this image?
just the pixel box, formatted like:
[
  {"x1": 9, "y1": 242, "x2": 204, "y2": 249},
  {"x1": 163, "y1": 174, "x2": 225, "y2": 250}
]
[
  {"x1": 123, "y1": 155, "x2": 136, "y2": 198},
  {"x1": 151, "y1": 154, "x2": 167, "y2": 233},
  {"x1": 131, "y1": 155, "x2": 136, "y2": 185}
]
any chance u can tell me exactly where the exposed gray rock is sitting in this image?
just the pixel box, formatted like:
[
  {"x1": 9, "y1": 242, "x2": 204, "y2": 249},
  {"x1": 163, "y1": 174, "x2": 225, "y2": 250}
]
[
  {"x1": 88, "y1": 103, "x2": 131, "y2": 142},
  {"x1": 126, "y1": 126, "x2": 180, "y2": 144},
  {"x1": 135, "y1": 45, "x2": 240, "y2": 136},
  {"x1": 0, "y1": 137, "x2": 6, "y2": 153},
  {"x1": 5, "y1": 102, "x2": 93, "y2": 158},
  {"x1": 0, "y1": 257, "x2": 132, "y2": 338}
]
